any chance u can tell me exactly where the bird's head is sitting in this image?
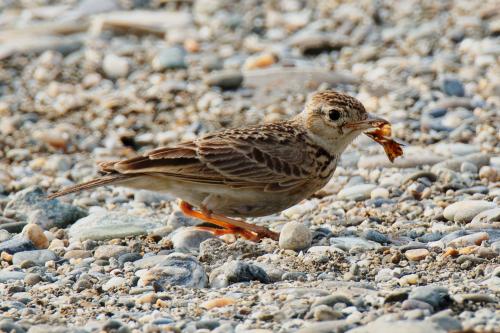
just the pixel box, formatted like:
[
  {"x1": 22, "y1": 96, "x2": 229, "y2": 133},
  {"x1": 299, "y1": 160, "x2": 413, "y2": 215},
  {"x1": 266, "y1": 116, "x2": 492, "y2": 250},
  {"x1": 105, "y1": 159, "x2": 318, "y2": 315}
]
[{"x1": 298, "y1": 90, "x2": 389, "y2": 155}]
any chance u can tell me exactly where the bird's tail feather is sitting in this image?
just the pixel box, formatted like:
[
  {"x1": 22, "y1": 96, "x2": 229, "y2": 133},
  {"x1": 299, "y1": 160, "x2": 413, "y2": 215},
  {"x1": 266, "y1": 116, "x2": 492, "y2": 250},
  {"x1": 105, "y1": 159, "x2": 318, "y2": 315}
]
[{"x1": 46, "y1": 174, "x2": 131, "y2": 200}]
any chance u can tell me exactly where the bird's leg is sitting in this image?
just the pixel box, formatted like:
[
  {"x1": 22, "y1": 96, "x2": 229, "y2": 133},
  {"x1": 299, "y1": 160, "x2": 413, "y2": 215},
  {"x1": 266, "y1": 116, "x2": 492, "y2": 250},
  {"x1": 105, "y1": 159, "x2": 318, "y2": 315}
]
[{"x1": 179, "y1": 201, "x2": 279, "y2": 241}]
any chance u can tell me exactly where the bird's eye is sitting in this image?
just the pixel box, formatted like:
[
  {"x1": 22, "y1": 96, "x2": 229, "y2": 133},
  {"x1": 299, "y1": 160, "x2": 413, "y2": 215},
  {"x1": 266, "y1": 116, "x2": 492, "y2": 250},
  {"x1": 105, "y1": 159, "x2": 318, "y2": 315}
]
[{"x1": 329, "y1": 110, "x2": 341, "y2": 121}]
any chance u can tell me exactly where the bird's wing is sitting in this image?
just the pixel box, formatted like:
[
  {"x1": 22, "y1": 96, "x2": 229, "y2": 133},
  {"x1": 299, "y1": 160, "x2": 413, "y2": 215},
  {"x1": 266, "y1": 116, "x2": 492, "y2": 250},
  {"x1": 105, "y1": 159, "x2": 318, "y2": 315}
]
[{"x1": 110, "y1": 123, "x2": 319, "y2": 192}]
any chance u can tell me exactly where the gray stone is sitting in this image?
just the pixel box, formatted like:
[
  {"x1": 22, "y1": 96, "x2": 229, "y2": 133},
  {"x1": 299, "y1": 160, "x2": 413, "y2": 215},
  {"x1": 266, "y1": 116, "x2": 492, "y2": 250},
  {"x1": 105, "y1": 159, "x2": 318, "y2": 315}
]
[
  {"x1": 118, "y1": 252, "x2": 142, "y2": 266},
  {"x1": 442, "y1": 78, "x2": 465, "y2": 97},
  {"x1": 429, "y1": 311, "x2": 463, "y2": 332},
  {"x1": 362, "y1": 229, "x2": 390, "y2": 244},
  {"x1": 138, "y1": 253, "x2": 207, "y2": 288},
  {"x1": 338, "y1": 184, "x2": 376, "y2": 201},
  {"x1": 0, "y1": 320, "x2": 25, "y2": 333},
  {"x1": 12, "y1": 250, "x2": 58, "y2": 266},
  {"x1": 94, "y1": 245, "x2": 130, "y2": 259},
  {"x1": 209, "y1": 260, "x2": 270, "y2": 288},
  {"x1": 0, "y1": 270, "x2": 26, "y2": 283},
  {"x1": 346, "y1": 320, "x2": 446, "y2": 333},
  {"x1": 152, "y1": 47, "x2": 187, "y2": 70},
  {"x1": 0, "y1": 238, "x2": 36, "y2": 254},
  {"x1": 330, "y1": 237, "x2": 380, "y2": 252},
  {"x1": 443, "y1": 200, "x2": 496, "y2": 223},
  {"x1": 409, "y1": 286, "x2": 451, "y2": 310},
  {"x1": 205, "y1": 70, "x2": 243, "y2": 90},
  {"x1": 5, "y1": 186, "x2": 87, "y2": 228},
  {"x1": 68, "y1": 212, "x2": 163, "y2": 241},
  {"x1": 171, "y1": 228, "x2": 216, "y2": 251},
  {"x1": 279, "y1": 222, "x2": 312, "y2": 251}
]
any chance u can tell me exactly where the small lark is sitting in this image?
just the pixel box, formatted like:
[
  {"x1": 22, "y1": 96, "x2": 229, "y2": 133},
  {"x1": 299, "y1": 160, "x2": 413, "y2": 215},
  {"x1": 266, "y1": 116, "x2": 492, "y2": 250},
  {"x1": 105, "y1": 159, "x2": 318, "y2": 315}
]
[{"x1": 48, "y1": 90, "x2": 402, "y2": 241}]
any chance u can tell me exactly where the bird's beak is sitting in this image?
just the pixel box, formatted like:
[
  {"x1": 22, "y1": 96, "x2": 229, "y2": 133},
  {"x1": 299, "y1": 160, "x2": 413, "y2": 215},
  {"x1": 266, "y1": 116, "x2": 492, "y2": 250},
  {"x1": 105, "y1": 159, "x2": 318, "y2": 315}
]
[{"x1": 345, "y1": 114, "x2": 389, "y2": 131}]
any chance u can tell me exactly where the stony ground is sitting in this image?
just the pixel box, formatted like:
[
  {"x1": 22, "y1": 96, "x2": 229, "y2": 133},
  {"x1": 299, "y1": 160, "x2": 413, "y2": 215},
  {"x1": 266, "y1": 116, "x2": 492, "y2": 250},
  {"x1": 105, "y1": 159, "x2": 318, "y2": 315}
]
[{"x1": 0, "y1": 0, "x2": 499, "y2": 332}]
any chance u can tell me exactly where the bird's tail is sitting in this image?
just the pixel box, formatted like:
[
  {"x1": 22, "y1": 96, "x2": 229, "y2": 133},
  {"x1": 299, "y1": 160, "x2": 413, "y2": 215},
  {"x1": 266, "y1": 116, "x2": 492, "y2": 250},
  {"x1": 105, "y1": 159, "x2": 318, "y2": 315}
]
[{"x1": 46, "y1": 174, "x2": 131, "y2": 200}]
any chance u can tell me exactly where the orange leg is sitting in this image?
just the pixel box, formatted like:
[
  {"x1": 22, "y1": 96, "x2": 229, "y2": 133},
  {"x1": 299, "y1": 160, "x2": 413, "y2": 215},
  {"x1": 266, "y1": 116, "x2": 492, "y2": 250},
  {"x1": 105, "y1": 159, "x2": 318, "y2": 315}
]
[{"x1": 179, "y1": 201, "x2": 279, "y2": 241}]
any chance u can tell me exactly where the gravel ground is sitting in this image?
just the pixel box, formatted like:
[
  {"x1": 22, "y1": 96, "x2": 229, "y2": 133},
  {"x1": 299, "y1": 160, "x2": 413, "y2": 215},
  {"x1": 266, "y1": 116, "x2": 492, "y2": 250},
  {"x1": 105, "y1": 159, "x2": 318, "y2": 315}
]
[{"x1": 0, "y1": 0, "x2": 499, "y2": 332}]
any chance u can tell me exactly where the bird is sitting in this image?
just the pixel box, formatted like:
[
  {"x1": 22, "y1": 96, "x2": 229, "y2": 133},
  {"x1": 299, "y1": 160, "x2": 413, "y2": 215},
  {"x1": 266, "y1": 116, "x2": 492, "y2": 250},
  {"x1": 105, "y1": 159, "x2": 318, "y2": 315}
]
[{"x1": 47, "y1": 90, "x2": 393, "y2": 242}]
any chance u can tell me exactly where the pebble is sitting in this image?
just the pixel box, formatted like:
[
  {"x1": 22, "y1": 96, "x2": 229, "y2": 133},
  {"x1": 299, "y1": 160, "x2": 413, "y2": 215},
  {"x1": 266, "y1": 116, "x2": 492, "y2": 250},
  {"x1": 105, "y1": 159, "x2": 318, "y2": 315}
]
[
  {"x1": 24, "y1": 273, "x2": 43, "y2": 286},
  {"x1": 470, "y1": 207, "x2": 500, "y2": 226},
  {"x1": 443, "y1": 200, "x2": 496, "y2": 223},
  {"x1": 409, "y1": 286, "x2": 451, "y2": 310},
  {"x1": 102, "y1": 276, "x2": 127, "y2": 291},
  {"x1": 12, "y1": 250, "x2": 57, "y2": 266},
  {"x1": 0, "y1": 238, "x2": 36, "y2": 254},
  {"x1": 478, "y1": 166, "x2": 498, "y2": 182},
  {"x1": 278, "y1": 222, "x2": 312, "y2": 251},
  {"x1": 330, "y1": 237, "x2": 380, "y2": 252},
  {"x1": 4, "y1": 186, "x2": 86, "y2": 229},
  {"x1": 405, "y1": 248, "x2": 429, "y2": 261},
  {"x1": 338, "y1": 184, "x2": 376, "y2": 201},
  {"x1": 347, "y1": 320, "x2": 446, "y2": 333},
  {"x1": 64, "y1": 250, "x2": 91, "y2": 260},
  {"x1": 441, "y1": 78, "x2": 465, "y2": 97},
  {"x1": 0, "y1": 320, "x2": 25, "y2": 333},
  {"x1": 68, "y1": 212, "x2": 163, "y2": 241},
  {"x1": 209, "y1": 260, "x2": 270, "y2": 288},
  {"x1": 447, "y1": 232, "x2": 489, "y2": 247},
  {"x1": 370, "y1": 187, "x2": 389, "y2": 199},
  {"x1": 362, "y1": 229, "x2": 390, "y2": 244},
  {"x1": 171, "y1": 228, "x2": 216, "y2": 251},
  {"x1": 200, "y1": 297, "x2": 236, "y2": 309},
  {"x1": 138, "y1": 253, "x2": 207, "y2": 288},
  {"x1": 21, "y1": 224, "x2": 49, "y2": 249},
  {"x1": 152, "y1": 46, "x2": 187, "y2": 71},
  {"x1": 0, "y1": 270, "x2": 26, "y2": 283},
  {"x1": 94, "y1": 245, "x2": 130, "y2": 259},
  {"x1": 102, "y1": 54, "x2": 129, "y2": 78},
  {"x1": 204, "y1": 70, "x2": 243, "y2": 90},
  {"x1": 118, "y1": 252, "x2": 142, "y2": 266}
]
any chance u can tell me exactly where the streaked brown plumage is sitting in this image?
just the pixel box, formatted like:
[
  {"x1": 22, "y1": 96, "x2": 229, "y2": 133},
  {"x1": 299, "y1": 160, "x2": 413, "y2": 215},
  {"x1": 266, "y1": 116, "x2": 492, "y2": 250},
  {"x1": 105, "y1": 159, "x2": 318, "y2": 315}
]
[{"x1": 48, "y1": 90, "x2": 393, "y2": 241}]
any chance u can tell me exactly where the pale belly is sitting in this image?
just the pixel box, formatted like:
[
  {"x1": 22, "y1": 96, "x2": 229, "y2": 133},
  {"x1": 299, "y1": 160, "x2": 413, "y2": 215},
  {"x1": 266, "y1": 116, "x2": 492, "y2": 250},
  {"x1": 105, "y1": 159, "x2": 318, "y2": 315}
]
[{"x1": 120, "y1": 174, "x2": 331, "y2": 218}]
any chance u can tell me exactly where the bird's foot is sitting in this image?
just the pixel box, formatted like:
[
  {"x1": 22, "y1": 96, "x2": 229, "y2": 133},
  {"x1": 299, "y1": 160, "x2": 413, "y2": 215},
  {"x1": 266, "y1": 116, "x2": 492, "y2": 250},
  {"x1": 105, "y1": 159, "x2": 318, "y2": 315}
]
[{"x1": 179, "y1": 200, "x2": 279, "y2": 242}]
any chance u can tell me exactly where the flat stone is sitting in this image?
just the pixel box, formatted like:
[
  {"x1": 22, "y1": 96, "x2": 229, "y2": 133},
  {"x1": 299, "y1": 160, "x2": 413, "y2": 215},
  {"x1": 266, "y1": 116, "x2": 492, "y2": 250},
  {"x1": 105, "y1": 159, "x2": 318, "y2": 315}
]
[
  {"x1": 137, "y1": 253, "x2": 207, "y2": 288},
  {"x1": 409, "y1": 286, "x2": 451, "y2": 310},
  {"x1": 295, "y1": 320, "x2": 349, "y2": 333},
  {"x1": 330, "y1": 237, "x2": 380, "y2": 252},
  {"x1": 68, "y1": 212, "x2": 163, "y2": 241},
  {"x1": 443, "y1": 200, "x2": 496, "y2": 223},
  {"x1": 12, "y1": 250, "x2": 58, "y2": 266},
  {"x1": 470, "y1": 208, "x2": 500, "y2": 225},
  {"x1": 5, "y1": 186, "x2": 87, "y2": 229},
  {"x1": 0, "y1": 238, "x2": 36, "y2": 254},
  {"x1": 204, "y1": 70, "x2": 243, "y2": 90},
  {"x1": 279, "y1": 222, "x2": 312, "y2": 251},
  {"x1": 405, "y1": 248, "x2": 430, "y2": 261},
  {"x1": 64, "y1": 250, "x2": 92, "y2": 260},
  {"x1": 0, "y1": 270, "x2": 26, "y2": 283},
  {"x1": 94, "y1": 245, "x2": 130, "y2": 259},
  {"x1": 338, "y1": 184, "x2": 376, "y2": 201},
  {"x1": 102, "y1": 276, "x2": 127, "y2": 291},
  {"x1": 447, "y1": 232, "x2": 489, "y2": 247},
  {"x1": 363, "y1": 229, "x2": 390, "y2": 244},
  {"x1": 209, "y1": 260, "x2": 270, "y2": 288},
  {"x1": 347, "y1": 320, "x2": 446, "y2": 333}
]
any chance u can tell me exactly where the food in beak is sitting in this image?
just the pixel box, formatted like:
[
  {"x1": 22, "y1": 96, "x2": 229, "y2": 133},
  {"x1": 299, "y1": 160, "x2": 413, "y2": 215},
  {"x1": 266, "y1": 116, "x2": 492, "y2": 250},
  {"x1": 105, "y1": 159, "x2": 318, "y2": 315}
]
[{"x1": 364, "y1": 123, "x2": 404, "y2": 162}]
